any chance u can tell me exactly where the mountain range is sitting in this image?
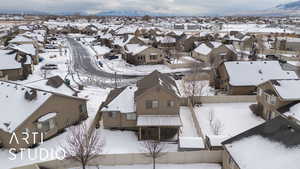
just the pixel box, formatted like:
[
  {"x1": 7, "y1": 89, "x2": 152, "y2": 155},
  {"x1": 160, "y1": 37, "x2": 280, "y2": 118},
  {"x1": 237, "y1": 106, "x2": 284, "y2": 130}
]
[{"x1": 236, "y1": 1, "x2": 300, "y2": 16}]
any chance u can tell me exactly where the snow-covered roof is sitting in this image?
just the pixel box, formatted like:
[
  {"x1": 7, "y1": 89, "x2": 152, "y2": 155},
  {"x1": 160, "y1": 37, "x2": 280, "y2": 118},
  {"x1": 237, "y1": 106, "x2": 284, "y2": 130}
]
[
  {"x1": 9, "y1": 35, "x2": 34, "y2": 43},
  {"x1": 272, "y1": 79, "x2": 300, "y2": 100},
  {"x1": 179, "y1": 137, "x2": 205, "y2": 149},
  {"x1": 93, "y1": 45, "x2": 111, "y2": 56},
  {"x1": 285, "y1": 103, "x2": 300, "y2": 121},
  {"x1": 25, "y1": 78, "x2": 76, "y2": 97},
  {"x1": 224, "y1": 61, "x2": 297, "y2": 86},
  {"x1": 194, "y1": 44, "x2": 212, "y2": 55},
  {"x1": 9, "y1": 44, "x2": 36, "y2": 56},
  {"x1": 137, "y1": 115, "x2": 182, "y2": 127},
  {"x1": 0, "y1": 81, "x2": 52, "y2": 132},
  {"x1": 126, "y1": 44, "x2": 149, "y2": 55},
  {"x1": 211, "y1": 41, "x2": 222, "y2": 48},
  {"x1": 0, "y1": 50, "x2": 22, "y2": 70},
  {"x1": 102, "y1": 85, "x2": 137, "y2": 113},
  {"x1": 225, "y1": 135, "x2": 300, "y2": 169}
]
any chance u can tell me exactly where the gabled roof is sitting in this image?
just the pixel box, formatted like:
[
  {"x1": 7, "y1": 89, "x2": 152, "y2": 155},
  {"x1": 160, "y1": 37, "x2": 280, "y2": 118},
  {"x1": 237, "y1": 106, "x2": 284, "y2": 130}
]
[
  {"x1": 125, "y1": 44, "x2": 149, "y2": 55},
  {"x1": 9, "y1": 44, "x2": 36, "y2": 56},
  {"x1": 194, "y1": 43, "x2": 212, "y2": 55},
  {"x1": 0, "y1": 81, "x2": 53, "y2": 132},
  {"x1": 9, "y1": 35, "x2": 34, "y2": 43},
  {"x1": 224, "y1": 61, "x2": 297, "y2": 86},
  {"x1": 223, "y1": 116, "x2": 300, "y2": 169},
  {"x1": 135, "y1": 70, "x2": 180, "y2": 98},
  {"x1": 0, "y1": 49, "x2": 22, "y2": 70},
  {"x1": 101, "y1": 85, "x2": 137, "y2": 113},
  {"x1": 269, "y1": 79, "x2": 300, "y2": 100}
]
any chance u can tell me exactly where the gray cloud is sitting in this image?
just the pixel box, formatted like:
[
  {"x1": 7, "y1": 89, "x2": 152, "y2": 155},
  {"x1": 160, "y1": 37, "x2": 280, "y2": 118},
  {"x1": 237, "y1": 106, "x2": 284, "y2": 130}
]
[{"x1": 0, "y1": 0, "x2": 295, "y2": 15}]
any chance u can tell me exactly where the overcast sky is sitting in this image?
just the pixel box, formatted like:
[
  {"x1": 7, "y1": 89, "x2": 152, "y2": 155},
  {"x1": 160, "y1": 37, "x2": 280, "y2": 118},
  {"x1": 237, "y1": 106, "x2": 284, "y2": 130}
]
[{"x1": 0, "y1": 0, "x2": 296, "y2": 15}]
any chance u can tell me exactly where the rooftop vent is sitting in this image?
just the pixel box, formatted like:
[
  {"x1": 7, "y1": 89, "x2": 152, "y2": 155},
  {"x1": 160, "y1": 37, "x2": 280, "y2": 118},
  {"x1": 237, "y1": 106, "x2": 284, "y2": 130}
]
[{"x1": 25, "y1": 89, "x2": 37, "y2": 101}]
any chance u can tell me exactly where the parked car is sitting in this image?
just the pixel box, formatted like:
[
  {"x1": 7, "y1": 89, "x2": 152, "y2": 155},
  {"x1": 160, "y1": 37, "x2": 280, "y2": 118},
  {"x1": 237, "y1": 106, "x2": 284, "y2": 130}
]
[
  {"x1": 41, "y1": 64, "x2": 58, "y2": 70},
  {"x1": 107, "y1": 55, "x2": 119, "y2": 60},
  {"x1": 98, "y1": 61, "x2": 103, "y2": 67}
]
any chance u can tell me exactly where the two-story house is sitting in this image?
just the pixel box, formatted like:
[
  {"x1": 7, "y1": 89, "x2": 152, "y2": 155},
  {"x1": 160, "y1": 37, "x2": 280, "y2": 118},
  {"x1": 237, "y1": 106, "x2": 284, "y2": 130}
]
[
  {"x1": 98, "y1": 70, "x2": 182, "y2": 141},
  {"x1": 211, "y1": 61, "x2": 297, "y2": 95},
  {"x1": 256, "y1": 79, "x2": 300, "y2": 120}
]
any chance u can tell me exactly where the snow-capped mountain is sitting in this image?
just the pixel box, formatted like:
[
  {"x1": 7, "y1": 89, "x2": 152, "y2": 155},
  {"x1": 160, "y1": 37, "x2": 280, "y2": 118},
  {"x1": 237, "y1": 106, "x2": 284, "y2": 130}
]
[{"x1": 234, "y1": 1, "x2": 300, "y2": 16}]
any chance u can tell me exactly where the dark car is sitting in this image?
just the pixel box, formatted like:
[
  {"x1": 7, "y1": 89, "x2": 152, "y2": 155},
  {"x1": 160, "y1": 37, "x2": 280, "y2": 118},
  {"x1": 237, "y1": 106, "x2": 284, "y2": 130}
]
[
  {"x1": 107, "y1": 55, "x2": 119, "y2": 60},
  {"x1": 98, "y1": 61, "x2": 103, "y2": 67},
  {"x1": 41, "y1": 64, "x2": 58, "y2": 70}
]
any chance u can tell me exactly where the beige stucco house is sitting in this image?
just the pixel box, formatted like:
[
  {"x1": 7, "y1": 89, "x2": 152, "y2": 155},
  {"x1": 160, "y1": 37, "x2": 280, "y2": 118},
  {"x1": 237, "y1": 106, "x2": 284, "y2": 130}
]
[
  {"x1": 124, "y1": 44, "x2": 165, "y2": 65},
  {"x1": 98, "y1": 70, "x2": 182, "y2": 140},
  {"x1": 0, "y1": 80, "x2": 88, "y2": 151}
]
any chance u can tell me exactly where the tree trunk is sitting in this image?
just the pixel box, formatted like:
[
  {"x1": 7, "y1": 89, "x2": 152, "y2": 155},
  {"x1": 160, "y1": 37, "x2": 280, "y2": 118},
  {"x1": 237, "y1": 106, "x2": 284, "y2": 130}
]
[
  {"x1": 153, "y1": 157, "x2": 156, "y2": 169},
  {"x1": 82, "y1": 163, "x2": 86, "y2": 169}
]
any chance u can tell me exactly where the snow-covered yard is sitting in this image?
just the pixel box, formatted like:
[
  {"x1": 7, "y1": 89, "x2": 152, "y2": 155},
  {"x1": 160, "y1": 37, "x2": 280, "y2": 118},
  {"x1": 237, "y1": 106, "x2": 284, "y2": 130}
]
[
  {"x1": 179, "y1": 107, "x2": 204, "y2": 149},
  {"x1": 70, "y1": 163, "x2": 221, "y2": 169},
  {"x1": 194, "y1": 103, "x2": 264, "y2": 146}
]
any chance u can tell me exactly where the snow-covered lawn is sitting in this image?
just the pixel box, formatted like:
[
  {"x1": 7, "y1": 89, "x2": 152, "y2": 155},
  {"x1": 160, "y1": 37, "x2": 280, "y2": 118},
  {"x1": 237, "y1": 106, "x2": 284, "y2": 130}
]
[
  {"x1": 70, "y1": 163, "x2": 221, "y2": 169},
  {"x1": 179, "y1": 107, "x2": 204, "y2": 149},
  {"x1": 179, "y1": 107, "x2": 198, "y2": 137},
  {"x1": 194, "y1": 103, "x2": 264, "y2": 146},
  {"x1": 101, "y1": 128, "x2": 178, "y2": 154}
]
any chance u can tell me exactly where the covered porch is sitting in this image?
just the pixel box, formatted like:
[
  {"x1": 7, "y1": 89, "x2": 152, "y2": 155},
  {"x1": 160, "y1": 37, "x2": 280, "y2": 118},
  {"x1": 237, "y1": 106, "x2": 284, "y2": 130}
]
[{"x1": 137, "y1": 115, "x2": 182, "y2": 141}]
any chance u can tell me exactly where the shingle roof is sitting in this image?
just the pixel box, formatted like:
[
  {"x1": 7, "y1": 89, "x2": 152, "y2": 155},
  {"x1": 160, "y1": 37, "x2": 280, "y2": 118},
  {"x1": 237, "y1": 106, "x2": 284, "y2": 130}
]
[{"x1": 222, "y1": 116, "x2": 300, "y2": 148}]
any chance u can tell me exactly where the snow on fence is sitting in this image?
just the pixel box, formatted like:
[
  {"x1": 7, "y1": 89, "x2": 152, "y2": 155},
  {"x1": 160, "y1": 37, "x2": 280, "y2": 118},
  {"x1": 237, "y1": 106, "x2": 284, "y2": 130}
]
[
  {"x1": 180, "y1": 95, "x2": 256, "y2": 106},
  {"x1": 13, "y1": 151, "x2": 222, "y2": 169}
]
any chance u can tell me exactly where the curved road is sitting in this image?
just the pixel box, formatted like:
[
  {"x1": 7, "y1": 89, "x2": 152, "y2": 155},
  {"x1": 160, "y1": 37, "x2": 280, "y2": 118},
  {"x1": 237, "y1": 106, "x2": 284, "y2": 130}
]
[{"x1": 67, "y1": 37, "x2": 137, "y2": 79}]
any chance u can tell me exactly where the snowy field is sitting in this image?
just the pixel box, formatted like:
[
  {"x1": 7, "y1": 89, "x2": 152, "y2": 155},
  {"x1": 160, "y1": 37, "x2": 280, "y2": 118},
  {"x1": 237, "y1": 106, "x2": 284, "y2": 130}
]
[
  {"x1": 221, "y1": 24, "x2": 294, "y2": 34},
  {"x1": 194, "y1": 103, "x2": 264, "y2": 146},
  {"x1": 69, "y1": 163, "x2": 221, "y2": 169}
]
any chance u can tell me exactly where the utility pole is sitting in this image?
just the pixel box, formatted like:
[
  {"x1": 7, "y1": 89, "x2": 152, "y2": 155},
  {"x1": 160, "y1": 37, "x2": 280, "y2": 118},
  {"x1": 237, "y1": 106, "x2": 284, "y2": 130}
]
[{"x1": 114, "y1": 72, "x2": 117, "y2": 89}]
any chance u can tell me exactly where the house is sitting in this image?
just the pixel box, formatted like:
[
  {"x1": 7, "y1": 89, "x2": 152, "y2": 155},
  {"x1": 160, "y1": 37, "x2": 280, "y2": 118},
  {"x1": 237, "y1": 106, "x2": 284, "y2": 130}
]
[
  {"x1": 256, "y1": 79, "x2": 300, "y2": 120},
  {"x1": 209, "y1": 44, "x2": 238, "y2": 67},
  {"x1": 273, "y1": 37, "x2": 300, "y2": 51},
  {"x1": 98, "y1": 70, "x2": 182, "y2": 140},
  {"x1": 0, "y1": 49, "x2": 33, "y2": 81},
  {"x1": 222, "y1": 116, "x2": 300, "y2": 169},
  {"x1": 0, "y1": 81, "x2": 88, "y2": 151},
  {"x1": 124, "y1": 44, "x2": 164, "y2": 65},
  {"x1": 211, "y1": 61, "x2": 297, "y2": 95},
  {"x1": 192, "y1": 43, "x2": 212, "y2": 62},
  {"x1": 8, "y1": 43, "x2": 39, "y2": 65}
]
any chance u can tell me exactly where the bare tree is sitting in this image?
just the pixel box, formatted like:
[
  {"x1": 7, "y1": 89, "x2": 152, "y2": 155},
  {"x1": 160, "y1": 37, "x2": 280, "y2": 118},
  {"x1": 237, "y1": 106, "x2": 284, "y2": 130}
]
[
  {"x1": 211, "y1": 119, "x2": 223, "y2": 135},
  {"x1": 208, "y1": 109, "x2": 215, "y2": 126},
  {"x1": 183, "y1": 63, "x2": 206, "y2": 106},
  {"x1": 61, "y1": 123, "x2": 105, "y2": 169},
  {"x1": 140, "y1": 140, "x2": 166, "y2": 169}
]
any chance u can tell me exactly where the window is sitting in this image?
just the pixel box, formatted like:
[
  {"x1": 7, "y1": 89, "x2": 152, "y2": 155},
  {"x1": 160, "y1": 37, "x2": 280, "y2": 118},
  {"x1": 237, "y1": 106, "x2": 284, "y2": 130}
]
[
  {"x1": 126, "y1": 113, "x2": 136, "y2": 120},
  {"x1": 167, "y1": 100, "x2": 175, "y2": 107},
  {"x1": 145, "y1": 100, "x2": 159, "y2": 109},
  {"x1": 146, "y1": 100, "x2": 153, "y2": 109},
  {"x1": 152, "y1": 100, "x2": 159, "y2": 108},
  {"x1": 0, "y1": 71, "x2": 3, "y2": 77},
  {"x1": 18, "y1": 69, "x2": 23, "y2": 76},
  {"x1": 258, "y1": 88, "x2": 263, "y2": 96},
  {"x1": 109, "y1": 112, "x2": 117, "y2": 118},
  {"x1": 267, "y1": 95, "x2": 276, "y2": 105},
  {"x1": 150, "y1": 55, "x2": 158, "y2": 60},
  {"x1": 49, "y1": 119, "x2": 55, "y2": 129},
  {"x1": 79, "y1": 104, "x2": 87, "y2": 113}
]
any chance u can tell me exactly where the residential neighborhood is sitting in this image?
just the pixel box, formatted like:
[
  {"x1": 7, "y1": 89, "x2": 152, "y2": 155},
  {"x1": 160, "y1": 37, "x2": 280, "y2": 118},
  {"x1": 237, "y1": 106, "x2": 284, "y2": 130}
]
[{"x1": 2, "y1": 2, "x2": 300, "y2": 169}]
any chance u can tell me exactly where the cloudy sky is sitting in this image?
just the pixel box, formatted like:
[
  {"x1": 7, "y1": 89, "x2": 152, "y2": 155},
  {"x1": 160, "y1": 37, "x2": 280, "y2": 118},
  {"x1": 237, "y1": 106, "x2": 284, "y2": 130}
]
[{"x1": 0, "y1": 0, "x2": 296, "y2": 15}]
